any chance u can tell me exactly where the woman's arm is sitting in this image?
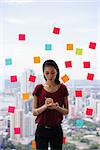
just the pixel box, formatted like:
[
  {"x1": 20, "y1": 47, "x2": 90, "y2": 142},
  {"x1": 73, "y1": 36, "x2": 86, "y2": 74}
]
[
  {"x1": 33, "y1": 95, "x2": 47, "y2": 116},
  {"x1": 56, "y1": 96, "x2": 69, "y2": 115}
]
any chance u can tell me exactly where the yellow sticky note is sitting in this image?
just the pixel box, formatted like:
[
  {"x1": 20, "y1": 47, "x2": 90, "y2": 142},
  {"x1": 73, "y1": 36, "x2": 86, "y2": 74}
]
[
  {"x1": 32, "y1": 140, "x2": 36, "y2": 149},
  {"x1": 22, "y1": 93, "x2": 30, "y2": 100},
  {"x1": 34, "y1": 56, "x2": 40, "y2": 63},
  {"x1": 66, "y1": 44, "x2": 73, "y2": 50},
  {"x1": 61, "y1": 74, "x2": 69, "y2": 83}
]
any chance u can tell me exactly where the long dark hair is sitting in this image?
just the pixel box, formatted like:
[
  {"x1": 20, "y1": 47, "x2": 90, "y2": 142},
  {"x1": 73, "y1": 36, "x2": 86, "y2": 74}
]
[{"x1": 42, "y1": 59, "x2": 60, "y2": 84}]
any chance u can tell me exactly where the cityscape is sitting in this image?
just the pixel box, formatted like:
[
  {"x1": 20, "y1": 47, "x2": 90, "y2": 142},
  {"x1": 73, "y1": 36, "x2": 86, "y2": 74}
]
[{"x1": 0, "y1": 69, "x2": 100, "y2": 150}]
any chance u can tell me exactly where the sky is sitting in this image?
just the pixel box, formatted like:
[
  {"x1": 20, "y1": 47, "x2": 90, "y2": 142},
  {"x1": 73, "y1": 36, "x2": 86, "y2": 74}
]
[{"x1": 0, "y1": 0, "x2": 100, "y2": 90}]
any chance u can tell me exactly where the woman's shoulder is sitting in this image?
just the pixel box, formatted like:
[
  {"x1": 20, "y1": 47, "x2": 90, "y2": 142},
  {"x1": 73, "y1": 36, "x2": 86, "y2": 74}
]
[
  {"x1": 34, "y1": 84, "x2": 43, "y2": 89},
  {"x1": 60, "y1": 83, "x2": 67, "y2": 89}
]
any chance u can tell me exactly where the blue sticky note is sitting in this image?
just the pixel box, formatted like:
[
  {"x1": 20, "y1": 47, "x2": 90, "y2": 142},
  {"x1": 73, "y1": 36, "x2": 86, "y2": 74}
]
[
  {"x1": 5, "y1": 58, "x2": 12, "y2": 65},
  {"x1": 45, "y1": 44, "x2": 52, "y2": 50},
  {"x1": 75, "y1": 119, "x2": 84, "y2": 127}
]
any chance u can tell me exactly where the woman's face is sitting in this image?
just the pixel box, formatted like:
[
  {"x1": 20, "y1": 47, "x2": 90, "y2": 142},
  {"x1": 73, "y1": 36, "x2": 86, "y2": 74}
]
[{"x1": 43, "y1": 66, "x2": 57, "y2": 82}]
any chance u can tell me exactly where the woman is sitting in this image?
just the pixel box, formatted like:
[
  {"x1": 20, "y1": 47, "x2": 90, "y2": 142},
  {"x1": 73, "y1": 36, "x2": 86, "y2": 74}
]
[{"x1": 33, "y1": 59, "x2": 69, "y2": 150}]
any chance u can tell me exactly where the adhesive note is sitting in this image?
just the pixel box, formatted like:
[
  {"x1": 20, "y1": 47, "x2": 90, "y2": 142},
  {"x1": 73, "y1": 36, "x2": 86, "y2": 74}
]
[
  {"x1": 63, "y1": 137, "x2": 66, "y2": 144},
  {"x1": 75, "y1": 119, "x2": 84, "y2": 127},
  {"x1": 87, "y1": 73, "x2": 94, "y2": 80},
  {"x1": 89, "y1": 42, "x2": 96, "y2": 49},
  {"x1": 86, "y1": 108, "x2": 93, "y2": 116},
  {"x1": 45, "y1": 44, "x2": 52, "y2": 50},
  {"x1": 66, "y1": 44, "x2": 73, "y2": 50},
  {"x1": 10, "y1": 75, "x2": 17, "y2": 82},
  {"x1": 65, "y1": 61, "x2": 72, "y2": 68},
  {"x1": 5, "y1": 58, "x2": 12, "y2": 65},
  {"x1": 76, "y1": 48, "x2": 83, "y2": 55},
  {"x1": 75, "y1": 90, "x2": 82, "y2": 97},
  {"x1": 83, "y1": 62, "x2": 90, "y2": 68},
  {"x1": 29, "y1": 75, "x2": 36, "y2": 82},
  {"x1": 22, "y1": 93, "x2": 30, "y2": 100},
  {"x1": 32, "y1": 140, "x2": 36, "y2": 148},
  {"x1": 53, "y1": 27, "x2": 60, "y2": 34},
  {"x1": 33, "y1": 56, "x2": 40, "y2": 63},
  {"x1": 18, "y1": 34, "x2": 25, "y2": 40},
  {"x1": 61, "y1": 74, "x2": 69, "y2": 83},
  {"x1": 14, "y1": 128, "x2": 21, "y2": 134},
  {"x1": 8, "y1": 106, "x2": 15, "y2": 113}
]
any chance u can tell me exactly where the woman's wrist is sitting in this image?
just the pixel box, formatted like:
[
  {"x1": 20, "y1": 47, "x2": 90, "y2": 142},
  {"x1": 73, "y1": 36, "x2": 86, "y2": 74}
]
[{"x1": 43, "y1": 104, "x2": 47, "y2": 109}]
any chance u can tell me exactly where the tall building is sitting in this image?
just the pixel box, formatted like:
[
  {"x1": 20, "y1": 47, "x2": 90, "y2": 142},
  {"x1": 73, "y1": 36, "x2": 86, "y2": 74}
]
[
  {"x1": 75, "y1": 97, "x2": 83, "y2": 116},
  {"x1": 23, "y1": 112, "x2": 36, "y2": 137},
  {"x1": 95, "y1": 100, "x2": 100, "y2": 120},
  {"x1": 10, "y1": 109, "x2": 36, "y2": 141},
  {"x1": 20, "y1": 69, "x2": 35, "y2": 111},
  {"x1": 0, "y1": 131, "x2": 3, "y2": 149},
  {"x1": 10, "y1": 109, "x2": 24, "y2": 140},
  {"x1": 0, "y1": 116, "x2": 5, "y2": 131},
  {"x1": 20, "y1": 69, "x2": 35, "y2": 94}
]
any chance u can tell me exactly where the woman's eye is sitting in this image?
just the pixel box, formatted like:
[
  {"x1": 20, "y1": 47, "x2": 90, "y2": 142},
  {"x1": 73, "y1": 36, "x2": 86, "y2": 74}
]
[
  {"x1": 46, "y1": 72, "x2": 49, "y2": 75},
  {"x1": 51, "y1": 72, "x2": 55, "y2": 74}
]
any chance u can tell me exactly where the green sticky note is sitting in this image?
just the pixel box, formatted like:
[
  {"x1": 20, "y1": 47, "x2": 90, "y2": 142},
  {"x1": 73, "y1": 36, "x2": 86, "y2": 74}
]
[{"x1": 76, "y1": 48, "x2": 83, "y2": 55}]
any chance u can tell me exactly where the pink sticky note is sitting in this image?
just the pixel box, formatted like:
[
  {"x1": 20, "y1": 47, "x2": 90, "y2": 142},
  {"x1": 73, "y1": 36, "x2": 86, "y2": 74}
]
[
  {"x1": 29, "y1": 75, "x2": 36, "y2": 82},
  {"x1": 19, "y1": 34, "x2": 25, "y2": 40},
  {"x1": 89, "y1": 42, "x2": 96, "y2": 49},
  {"x1": 8, "y1": 106, "x2": 15, "y2": 113},
  {"x1": 65, "y1": 61, "x2": 72, "y2": 68},
  {"x1": 86, "y1": 108, "x2": 93, "y2": 116},
  {"x1": 14, "y1": 128, "x2": 21, "y2": 134},
  {"x1": 87, "y1": 73, "x2": 94, "y2": 80},
  {"x1": 83, "y1": 62, "x2": 90, "y2": 68},
  {"x1": 10, "y1": 75, "x2": 17, "y2": 82},
  {"x1": 53, "y1": 27, "x2": 60, "y2": 34},
  {"x1": 63, "y1": 137, "x2": 66, "y2": 144},
  {"x1": 75, "y1": 90, "x2": 82, "y2": 97}
]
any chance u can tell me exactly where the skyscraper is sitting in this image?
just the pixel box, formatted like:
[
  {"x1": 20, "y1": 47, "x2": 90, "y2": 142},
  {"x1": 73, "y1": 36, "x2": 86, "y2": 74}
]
[{"x1": 10, "y1": 109, "x2": 24, "y2": 140}]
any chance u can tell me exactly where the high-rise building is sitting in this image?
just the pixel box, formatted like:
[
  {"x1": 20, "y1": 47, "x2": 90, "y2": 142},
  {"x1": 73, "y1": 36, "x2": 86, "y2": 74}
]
[
  {"x1": 94, "y1": 99, "x2": 100, "y2": 120},
  {"x1": 10, "y1": 109, "x2": 36, "y2": 142},
  {"x1": 23, "y1": 112, "x2": 36, "y2": 137},
  {"x1": 20, "y1": 69, "x2": 35, "y2": 111},
  {"x1": 0, "y1": 116, "x2": 5, "y2": 131},
  {"x1": 0, "y1": 131, "x2": 3, "y2": 149},
  {"x1": 20, "y1": 69, "x2": 35, "y2": 94},
  {"x1": 10, "y1": 109, "x2": 24, "y2": 140},
  {"x1": 75, "y1": 97, "x2": 83, "y2": 116}
]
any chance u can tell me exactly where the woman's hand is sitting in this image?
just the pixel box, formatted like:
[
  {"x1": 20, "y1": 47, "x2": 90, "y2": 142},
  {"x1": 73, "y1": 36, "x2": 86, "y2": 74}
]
[
  {"x1": 45, "y1": 98, "x2": 54, "y2": 107},
  {"x1": 48, "y1": 102, "x2": 59, "y2": 110},
  {"x1": 45, "y1": 98, "x2": 59, "y2": 110}
]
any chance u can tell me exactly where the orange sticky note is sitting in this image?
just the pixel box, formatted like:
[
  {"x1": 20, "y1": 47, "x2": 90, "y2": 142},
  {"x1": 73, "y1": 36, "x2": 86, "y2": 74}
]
[
  {"x1": 61, "y1": 74, "x2": 69, "y2": 83},
  {"x1": 66, "y1": 44, "x2": 73, "y2": 50},
  {"x1": 32, "y1": 140, "x2": 36, "y2": 148},
  {"x1": 22, "y1": 93, "x2": 30, "y2": 100},
  {"x1": 34, "y1": 56, "x2": 40, "y2": 63}
]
